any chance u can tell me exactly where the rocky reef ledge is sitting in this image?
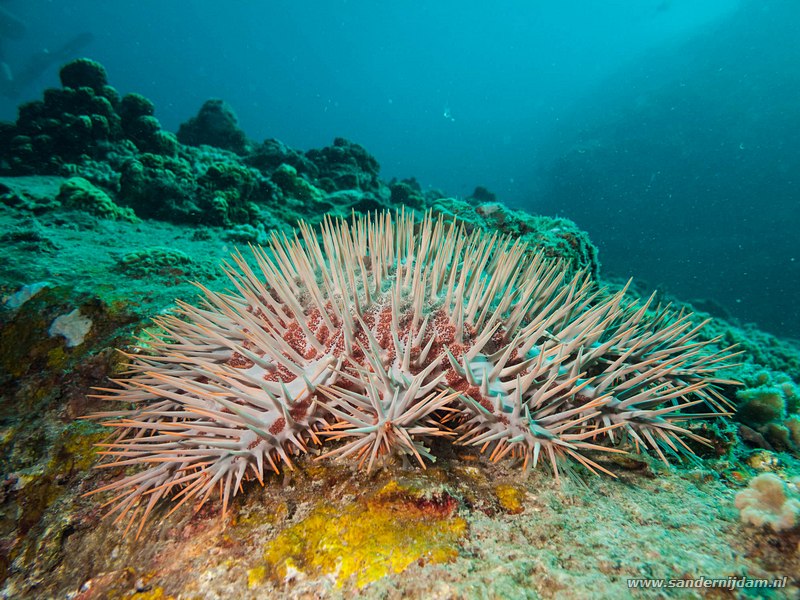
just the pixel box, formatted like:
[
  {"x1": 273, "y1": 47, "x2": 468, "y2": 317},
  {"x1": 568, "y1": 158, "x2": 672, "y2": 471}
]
[{"x1": 0, "y1": 59, "x2": 797, "y2": 599}]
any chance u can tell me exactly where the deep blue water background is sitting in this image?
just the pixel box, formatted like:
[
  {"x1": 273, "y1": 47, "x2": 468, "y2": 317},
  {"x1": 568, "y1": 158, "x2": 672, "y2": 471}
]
[{"x1": 1, "y1": 0, "x2": 797, "y2": 339}]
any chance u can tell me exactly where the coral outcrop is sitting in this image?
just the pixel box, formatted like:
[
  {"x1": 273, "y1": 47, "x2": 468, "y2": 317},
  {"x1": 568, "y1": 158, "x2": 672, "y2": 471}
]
[
  {"x1": 177, "y1": 99, "x2": 249, "y2": 155},
  {"x1": 0, "y1": 56, "x2": 796, "y2": 598},
  {"x1": 306, "y1": 137, "x2": 383, "y2": 194},
  {"x1": 0, "y1": 59, "x2": 397, "y2": 229},
  {"x1": 734, "y1": 368, "x2": 800, "y2": 453},
  {"x1": 57, "y1": 176, "x2": 139, "y2": 222},
  {"x1": 429, "y1": 197, "x2": 601, "y2": 278},
  {"x1": 735, "y1": 473, "x2": 800, "y2": 532}
]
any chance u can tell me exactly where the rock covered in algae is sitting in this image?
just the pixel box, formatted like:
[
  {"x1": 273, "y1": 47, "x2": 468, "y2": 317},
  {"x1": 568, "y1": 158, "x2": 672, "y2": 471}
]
[
  {"x1": 57, "y1": 176, "x2": 139, "y2": 222},
  {"x1": 253, "y1": 480, "x2": 467, "y2": 589},
  {"x1": 306, "y1": 137, "x2": 383, "y2": 194},
  {"x1": 733, "y1": 367, "x2": 800, "y2": 454},
  {"x1": 177, "y1": 98, "x2": 250, "y2": 155}
]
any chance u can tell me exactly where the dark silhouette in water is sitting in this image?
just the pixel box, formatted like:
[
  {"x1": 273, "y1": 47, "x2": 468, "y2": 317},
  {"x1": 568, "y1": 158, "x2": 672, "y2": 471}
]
[
  {"x1": 0, "y1": 3, "x2": 26, "y2": 39},
  {"x1": 0, "y1": 1, "x2": 25, "y2": 87},
  {"x1": 0, "y1": 1, "x2": 93, "y2": 98},
  {"x1": 2, "y1": 32, "x2": 94, "y2": 98}
]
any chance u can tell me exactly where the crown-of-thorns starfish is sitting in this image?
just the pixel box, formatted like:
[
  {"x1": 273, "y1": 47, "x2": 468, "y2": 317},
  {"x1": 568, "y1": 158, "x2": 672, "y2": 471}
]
[{"x1": 85, "y1": 209, "x2": 739, "y2": 537}]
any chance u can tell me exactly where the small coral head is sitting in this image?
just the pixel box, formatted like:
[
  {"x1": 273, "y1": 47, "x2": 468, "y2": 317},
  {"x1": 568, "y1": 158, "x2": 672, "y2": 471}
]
[{"x1": 86, "y1": 209, "x2": 738, "y2": 535}]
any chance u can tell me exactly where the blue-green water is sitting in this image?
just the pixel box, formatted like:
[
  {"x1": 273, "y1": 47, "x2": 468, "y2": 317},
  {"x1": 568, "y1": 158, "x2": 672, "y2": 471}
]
[{"x1": 1, "y1": 0, "x2": 797, "y2": 337}]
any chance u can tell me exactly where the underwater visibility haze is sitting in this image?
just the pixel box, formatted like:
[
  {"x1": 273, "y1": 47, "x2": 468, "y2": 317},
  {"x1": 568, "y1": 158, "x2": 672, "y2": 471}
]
[
  {"x1": 3, "y1": 0, "x2": 796, "y2": 339},
  {"x1": 0, "y1": 0, "x2": 798, "y2": 598}
]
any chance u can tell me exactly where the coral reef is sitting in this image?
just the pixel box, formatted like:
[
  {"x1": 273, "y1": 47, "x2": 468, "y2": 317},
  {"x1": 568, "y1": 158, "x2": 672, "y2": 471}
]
[
  {"x1": 195, "y1": 160, "x2": 263, "y2": 226},
  {"x1": 57, "y1": 176, "x2": 139, "y2": 222},
  {"x1": 430, "y1": 197, "x2": 601, "y2": 277},
  {"x1": 306, "y1": 137, "x2": 382, "y2": 194},
  {"x1": 0, "y1": 56, "x2": 797, "y2": 600},
  {"x1": 704, "y1": 320, "x2": 800, "y2": 382},
  {"x1": 0, "y1": 61, "x2": 270, "y2": 227},
  {"x1": 389, "y1": 177, "x2": 425, "y2": 210},
  {"x1": 606, "y1": 280, "x2": 800, "y2": 461},
  {"x1": 270, "y1": 162, "x2": 324, "y2": 204},
  {"x1": 117, "y1": 153, "x2": 198, "y2": 221},
  {"x1": 245, "y1": 137, "x2": 318, "y2": 174},
  {"x1": 467, "y1": 185, "x2": 497, "y2": 204},
  {"x1": 735, "y1": 367, "x2": 800, "y2": 453},
  {"x1": 58, "y1": 58, "x2": 109, "y2": 92},
  {"x1": 114, "y1": 247, "x2": 201, "y2": 279},
  {"x1": 735, "y1": 473, "x2": 800, "y2": 532},
  {"x1": 0, "y1": 176, "x2": 63, "y2": 214},
  {"x1": 177, "y1": 98, "x2": 249, "y2": 155},
  {"x1": 0, "y1": 59, "x2": 395, "y2": 229}
]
